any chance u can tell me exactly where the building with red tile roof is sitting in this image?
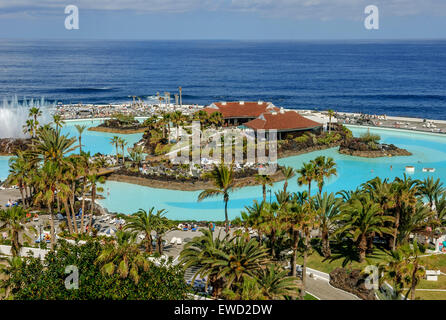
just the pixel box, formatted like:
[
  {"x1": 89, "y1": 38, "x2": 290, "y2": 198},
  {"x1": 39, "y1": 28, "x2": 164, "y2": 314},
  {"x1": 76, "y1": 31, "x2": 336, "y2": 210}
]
[
  {"x1": 202, "y1": 101, "x2": 279, "y2": 125},
  {"x1": 244, "y1": 108, "x2": 322, "y2": 139}
]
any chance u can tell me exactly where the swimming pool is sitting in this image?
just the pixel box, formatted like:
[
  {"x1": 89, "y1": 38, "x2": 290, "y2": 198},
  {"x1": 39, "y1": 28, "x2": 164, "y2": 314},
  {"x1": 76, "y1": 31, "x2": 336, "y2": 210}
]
[
  {"x1": 97, "y1": 125, "x2": 446, "y2": 221},
  {"x1": 2, "y1": 122, "x2": 446, "y2": 221},
  {"x1": 61, "y1": 119, "x2": 144, "y2": 156},
  {"x1": 0, "y1": 156, "x2": 10, "y2": 181}
]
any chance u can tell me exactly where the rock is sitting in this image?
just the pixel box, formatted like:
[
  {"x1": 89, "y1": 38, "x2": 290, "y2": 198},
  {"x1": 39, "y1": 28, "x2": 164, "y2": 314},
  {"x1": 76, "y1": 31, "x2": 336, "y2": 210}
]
[
  {"x1": 329, "y1": 267, "x2": 376, "y2": 300},
  {"x1": 0, "y1": 138, "x2": 31, "y2": 155}
]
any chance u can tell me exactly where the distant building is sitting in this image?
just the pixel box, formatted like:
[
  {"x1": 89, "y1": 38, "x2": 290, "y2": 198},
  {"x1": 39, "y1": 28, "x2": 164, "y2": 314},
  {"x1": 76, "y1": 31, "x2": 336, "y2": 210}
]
[
  {"x1": 243, "y1": 108, "x2": 322, "y2": 139},
  {"x1": 202, "y1": 101, "x2": 279, "y2": 125}
]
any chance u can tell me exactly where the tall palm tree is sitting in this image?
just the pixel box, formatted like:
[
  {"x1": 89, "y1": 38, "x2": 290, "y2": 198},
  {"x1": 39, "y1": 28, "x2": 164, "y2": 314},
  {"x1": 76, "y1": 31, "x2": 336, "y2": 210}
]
[
  {"x1": 52, "y1": 114, "x2": 65, "y2": 131},
  {"x1": 95, "y1": 231, "x2": 151, "y2": 284},
  {"x1": 327, "y1": 109, "x2": 335, "y2": 133},
  {"x1": 74, "y1": 124, "x2": 87, "y2": 154},
  {"x1": 7, "y1": 151, "x2": 30, "y2": 208},
  {"x1": 255, "y1": 174, "x2": 273, "y2": 203},
  {"x1": 28, "y1": 106, "x2": 42, "y2": 124},
  {"x1": 87, "y1": 173, "x2": 105, "y2": 231},
  {"x1": 314, "y1": 192, "x2": 342, "y2": 257},
  {"x1": 311, "y1": 156, "x2": 337, "y2": 194},
  {"x1": 281, "y1": 199, "x2": 306, "y2": 279},
  {"x1": 198, "y1": 163, "x2": 238, "y2": 233},
  {"x1": 110, "y1": 136, "x2": 120, "y2": 164},
  {"x1": 22, "y1": 119, "x2": 36, "y2": 139},
  {"x1": 0, "y1": 207, "x2": 35, "y2": 256},
  {"x1": 118, "y1": 138, "x2": 127, "y2": 164},
  {"x1": 34, "y1": 161, "x2": 60, "y2": 250},
  {"x1": 153, "y1": 209, "x2": 171, "y2": 255},
  {"x1": 391, "y1": 175, "x2": 420, "y2": 250},
  {"x1": 296, "y1": 162, "x2": 316, "y2": 198},
  {"x1": 280, "y1": 166, "x2": 294, "y2": 193},
  {"x1": 241, "y1": 200, "x2": 266, "y2": 244}
]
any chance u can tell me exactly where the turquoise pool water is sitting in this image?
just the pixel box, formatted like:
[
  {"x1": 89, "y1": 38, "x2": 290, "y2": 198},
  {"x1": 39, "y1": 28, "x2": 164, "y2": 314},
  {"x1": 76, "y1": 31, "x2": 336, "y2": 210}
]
[
  {"x1": 97, "y1": 125, "x2": 446, "y2": 221},
  {"x1": 2, "y1": 122, "x2": 446, "y2": 221},
  {"x1": 61, "y1": 119, "x2": 144, "y2": 156},
  {"x1": 0, "y1": 156, "x2": 10, "y2": 181}
]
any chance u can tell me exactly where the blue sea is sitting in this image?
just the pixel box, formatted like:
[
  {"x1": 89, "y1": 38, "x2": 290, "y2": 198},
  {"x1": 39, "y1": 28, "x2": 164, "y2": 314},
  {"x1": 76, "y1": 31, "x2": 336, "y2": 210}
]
[{"x1": 1, "y1": 39, "x2": 446, "y2": 119}]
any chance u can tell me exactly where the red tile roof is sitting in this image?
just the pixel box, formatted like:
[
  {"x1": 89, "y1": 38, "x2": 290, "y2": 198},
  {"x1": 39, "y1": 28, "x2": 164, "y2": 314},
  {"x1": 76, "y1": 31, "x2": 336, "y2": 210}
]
[
  {"x1": 202, "y1": 101, "x2": 279, "y2": 119},
  {"x1": 244, "y1": 110, "x2": 322, "y2": 131}
]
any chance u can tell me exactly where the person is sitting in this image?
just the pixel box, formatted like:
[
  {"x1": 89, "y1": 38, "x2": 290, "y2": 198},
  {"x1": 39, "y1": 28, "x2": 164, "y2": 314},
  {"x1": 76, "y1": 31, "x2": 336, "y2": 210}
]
[
  {"x1": 390, "y1": 165, "x2": 393, "y2": 170},
  {"x1": 7, "y1": 199, "x2": 12, "y2": 207}
]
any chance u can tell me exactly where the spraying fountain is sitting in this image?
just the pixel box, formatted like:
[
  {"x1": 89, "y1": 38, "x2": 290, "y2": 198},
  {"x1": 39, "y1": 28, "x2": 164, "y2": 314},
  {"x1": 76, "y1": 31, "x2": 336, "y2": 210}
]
[{"x1": 0, "y1": 96, "x2": 54, "y2": 139}]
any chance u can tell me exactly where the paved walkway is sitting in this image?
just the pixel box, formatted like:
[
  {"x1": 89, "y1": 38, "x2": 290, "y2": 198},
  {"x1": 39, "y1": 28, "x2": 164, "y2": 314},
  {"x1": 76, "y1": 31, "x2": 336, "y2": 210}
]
[{"x1": 305, "y1": 276, "x2": 361, "y2": 300}]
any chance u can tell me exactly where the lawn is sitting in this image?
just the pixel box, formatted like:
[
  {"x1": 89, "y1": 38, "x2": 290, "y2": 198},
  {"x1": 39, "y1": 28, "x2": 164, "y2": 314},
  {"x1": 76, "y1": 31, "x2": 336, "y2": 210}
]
[
  {"x1": 295, "y1": 244, "x2": 391, "y2": 274},
  {"x1": 420, "y1": 253, "x2": 446, "y2": 273},
  {"x1": 417, "y1": 276, "x2": 446, "y2": 290},
  {"x1": 304, "y1": 293, "x2": 319, "y2": 300},
  {"x1": 403, "y1": 290, "x2": 446, "y2": 300}
]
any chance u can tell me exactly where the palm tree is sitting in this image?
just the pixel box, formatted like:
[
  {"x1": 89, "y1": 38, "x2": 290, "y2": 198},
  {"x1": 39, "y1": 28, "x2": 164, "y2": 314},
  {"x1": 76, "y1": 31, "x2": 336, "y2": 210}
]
[
  {"x1": 153, "y1": 209, "x2": 171, "y2": 255},
  {"x1": 256, "y1": 264, "x2": 301, "y2": 300},
  {"x1": 122, "y1": 208, "x2": 158, "y2": 253},
  {"x1": 241, "y1": 200, "x2": 266, "y2": 244},
  {"x1": 212, "y1": 235, "x2": 270, "y2": 291},
  {"x1": 380, "y1": 239, "x2": 426, "y2": 300},
  {"x1": 0, "y1": 256, "x2": 23, "y2": 299},
  {"x1": 281, "y1": 199, "x2": 306, "y2": 279},
  {"x1": 34, "y1": 161, "x2": 60, "y2": 249},
  {"x1": 180, "y1": 229, "x2": 228, "y2": 298},
  {"x1": 391, "y1": 175, "x2": 420, "y2": 250},
  {"x1": 30, "y1": 127, "x2": 78, "y2": 166},
  {"x1": 95, "y1": 231, "x2": 151, "y2": 284},
  {"x1": 29, "y1": 106, "x2": 41, "y2": 121},
  {"x1": 86, "y1": 174, "x2": 105, "y2": 231},
  {"x1": 255, "y1": 174, "x2": 273, "y2": 203},
  {"x1": 128, "y1": 146, "x2": 144, "y2": 168},
  {"x1": 311, "y1": 156, "x2": 337, "y2": 194},
  {"x1": 280, "y1": 166, "x2": 294, "y2": 193},
  {"x1": 198, "y1": 163, "x2": 238, "y2": 233},
  {"x1": 296, "y1": 162, "x2": 316, "y2": 197},
  {"x1": 118, "y1": 138, "x2": 127, "y2": 164},
  {"x1": 0, "y1": 207, "x2": 35, "y2": 256},
  {"x1": 327, "y1": 109, "x2": 335, "y2": 133},
  {"x1": 52, "y1": 114, "x2": 65, "y2": 131},
  {"x1": 419, "y1": 177, "x2": 444, "y2": 210},
  {"x1": 314, "y1": 192, "x2": 342, "y2": 257},
  {"x1": 336, "y1": 194, "x2": 395, "y2": 262},
  {"x1": 74, "y1": 124, "x2": 87, "y2": 154},
  {"x1": 7, "y1": 151, "x2": 30, "y2": 208},
  {"x1": 22, "y1": 119, "x2": 36, "y2": 139},
  {"x1": 110, "y1": 136, "x2": 120, "y2": 164}
]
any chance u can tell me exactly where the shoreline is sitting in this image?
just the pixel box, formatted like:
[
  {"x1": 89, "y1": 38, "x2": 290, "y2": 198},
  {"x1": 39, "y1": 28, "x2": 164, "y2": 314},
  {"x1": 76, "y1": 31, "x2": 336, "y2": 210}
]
[
  {"x1": 88, "y1": 126, "x2": 148, "y2": 134},
  {"x1": 107, "y1": 169, "x2": 287, "y2": 191}
]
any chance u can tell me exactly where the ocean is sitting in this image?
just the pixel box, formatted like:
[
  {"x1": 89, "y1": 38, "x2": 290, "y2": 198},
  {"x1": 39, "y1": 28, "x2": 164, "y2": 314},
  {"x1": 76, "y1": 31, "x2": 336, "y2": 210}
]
[{"x1": 0, "y1": 39, "x2": 445, "y2": 119}]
